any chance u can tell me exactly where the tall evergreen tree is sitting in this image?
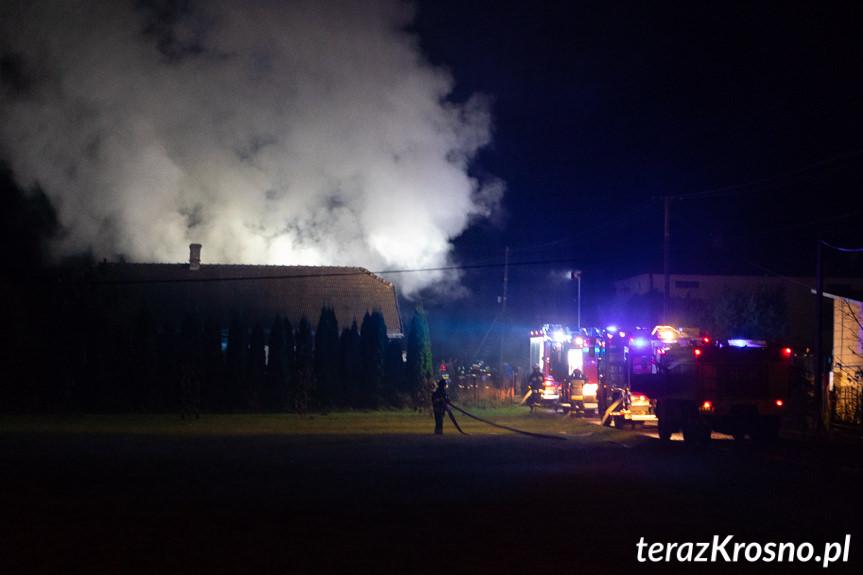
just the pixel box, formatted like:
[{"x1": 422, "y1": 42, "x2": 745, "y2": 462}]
[
  {"x1": 265, "y1": 315, "x2": 287, "y2": 411},
  {"x1": 248, "y1": 323, "x2": 267, "y2": 410},
  {"x1": 225, "y1": 315, "x2": 248, "y2": 412},
  {"x1": 0, "y1": 163, "x2": 58, "y2": 409},
  {"x1": 385, "y1": 337, "x2": 405, "y2": 406},
  {"x1": 129, "y1": 307, "x2": 156, "y2": 412},
  {"x1": 314, "y1": 305, "x2": 340, "y2": 408},
  {"x1": 283, "y1": 318, "x2": 296, "y2": 409},
  {"x1": 340, "y1": 321, "x2": 362, "y2": 409},
  {"x1": 294, "y1": 316, "x2": 315, "y2": 412},
  {"x1": 201, "y1": 316, "x2": 223, "y2": 412},
  {"x1": 78, "y1": 289, "x2": 117, "y2": 411},
  {"x1": 155, "y1": 320, "x2": 180, "y2": 412},
  {"x1": 405, "y1": 304, "x2": 434, "y2": 410},
  {"x1": 178, "y1": 312, "x2": 203, "y2": 418},
  {"x1": 360, "y1": 310, "x2": 388, "y2": 408}
]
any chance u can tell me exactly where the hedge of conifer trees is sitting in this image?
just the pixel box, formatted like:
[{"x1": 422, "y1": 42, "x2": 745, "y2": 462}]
[{"x1": 3, "y1": 278, "x2": 436, "y2": 414}]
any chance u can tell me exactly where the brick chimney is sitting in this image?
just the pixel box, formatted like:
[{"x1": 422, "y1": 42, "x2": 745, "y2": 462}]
[{"x1": 189, "y1": 243, "x2": 202, "y2": 271}]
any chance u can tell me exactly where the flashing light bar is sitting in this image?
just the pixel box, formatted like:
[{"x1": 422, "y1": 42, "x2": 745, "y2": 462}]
[
  {"x1": 728, "y1": 339, "x2": 767, "y2": 348},
  {"x1": 652, "y1": 325, "x2": 682, "y2": 343}
]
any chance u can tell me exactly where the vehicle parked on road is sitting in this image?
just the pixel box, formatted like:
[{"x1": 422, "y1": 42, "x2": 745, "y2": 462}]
[{"x1": 655, "y1": 343, "x2": 792, "y2": 443}]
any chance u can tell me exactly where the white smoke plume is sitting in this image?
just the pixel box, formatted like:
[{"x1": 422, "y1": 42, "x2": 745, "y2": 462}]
[{"x1": 0, "y1": 0, "x2": 502, "y2": 295}]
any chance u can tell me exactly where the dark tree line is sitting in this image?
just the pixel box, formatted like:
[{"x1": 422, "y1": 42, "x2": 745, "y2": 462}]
[{"x1": 3, "y1": 275, "x2": 435, "y2": 414}]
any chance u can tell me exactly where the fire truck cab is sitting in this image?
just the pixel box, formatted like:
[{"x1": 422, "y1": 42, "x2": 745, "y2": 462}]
[
  {"x1": 597, "y1": 326, "x2": 691, "y2": 428},
  {"x1": 529, "y1": 325, "x2": 600, "y2": 414}
]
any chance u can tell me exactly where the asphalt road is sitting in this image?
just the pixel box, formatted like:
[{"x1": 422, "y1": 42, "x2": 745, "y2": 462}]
[{"x1": 1, "y1": 425, "x2": 861, "y2": 575}]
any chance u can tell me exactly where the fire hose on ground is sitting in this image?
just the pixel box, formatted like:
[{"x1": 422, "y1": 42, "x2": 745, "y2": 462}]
[
  {"x1": 446, "y1": 402, "x2": 567, "y2": 441},
  {"x1": 599, "y1": 397, "x2": 625, "y2": 426}
]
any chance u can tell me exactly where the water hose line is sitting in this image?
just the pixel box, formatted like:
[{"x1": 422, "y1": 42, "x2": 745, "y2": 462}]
[
  {"x1": 448, "y1": 402, "x2": 567, "y2": 441},
  {"x1": 446, "y1": 406, "x2": 468, "y2": 435}
]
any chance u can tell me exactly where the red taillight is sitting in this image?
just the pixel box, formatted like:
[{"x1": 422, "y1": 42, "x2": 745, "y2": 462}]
[
  {"x1": 702, "y1": 401, "x2": 712, "y2": 410},
  {"x1": 782, "y1": 347, "x2": 792, "y2": 357},
  {"x1": 775, "y1": 399, "x2": 784, "y2": 407},
  {"x1": 694, "y1": 348, "x2": 703, "y2": 357}
]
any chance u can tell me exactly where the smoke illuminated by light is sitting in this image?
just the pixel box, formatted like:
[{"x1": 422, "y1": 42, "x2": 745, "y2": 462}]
[{"x1": 0, "y1": 0, "x2": 503, "y2": 295}]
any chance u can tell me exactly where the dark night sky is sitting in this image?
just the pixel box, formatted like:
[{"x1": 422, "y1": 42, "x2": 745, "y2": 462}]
[{"x1": 409, "y1": 0, "x2": 863, "y2": 339}]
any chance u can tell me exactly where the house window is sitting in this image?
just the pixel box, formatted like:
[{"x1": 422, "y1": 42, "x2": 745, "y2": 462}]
[{"x1": 675, "y1": 280, "x2": 700, "y2": 289}]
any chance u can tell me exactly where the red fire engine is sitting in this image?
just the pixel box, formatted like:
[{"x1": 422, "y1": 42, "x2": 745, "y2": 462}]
[
  {"x1": 654, "y1": 343, "x2": 792, "y2": 442},
  {"x1": 527, "y1": 325, "x2": 600, "y2": 414}
]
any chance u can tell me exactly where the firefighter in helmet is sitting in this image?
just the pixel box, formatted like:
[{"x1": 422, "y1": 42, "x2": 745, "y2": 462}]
[
  {"x1": 527, "y1": 364, "x2": 544, "y2": 410},
  {"x1": 432, "y1": 378, "x2": 450, "y2": 435}
]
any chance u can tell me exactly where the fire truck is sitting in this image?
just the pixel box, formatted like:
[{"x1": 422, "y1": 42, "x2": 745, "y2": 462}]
[
  {"x1": 596, "y1": 325, "x2": 695, "y2": 428},
  {"x1": 654, "y1": 342, "x2": 792, "y2": 443},
  {"x1": 528, "y1": 325, "x2": 600, "y2": 413},
  {"x1": 529, "y1": 324, "x2": 714, "y2": 429},
  {"x1": 527, "y1": 324, "x2": 668, "y2": 418}
]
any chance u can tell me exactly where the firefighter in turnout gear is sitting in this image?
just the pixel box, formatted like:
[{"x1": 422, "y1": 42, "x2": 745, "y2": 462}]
[
  {"x1": 432, "y1": 378, "x2": 450, "y2": 435},
  {"x1": 527, "y1": 364, "x2": 544, "y2": 411}
]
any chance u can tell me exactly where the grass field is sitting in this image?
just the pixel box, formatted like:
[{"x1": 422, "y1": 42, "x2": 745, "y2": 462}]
[
  {"x1": 0, "y1": 406, "x2": 645, "y2": 443},
  {"x1": 2, "y1": 405, "x2": 860, "y2": 574}
]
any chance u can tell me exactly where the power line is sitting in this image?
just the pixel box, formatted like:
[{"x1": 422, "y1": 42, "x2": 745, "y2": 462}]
[
  {"x1": 821, "y1": 240, "x2": 863, "y2": 252},
  {"x1": 77, "y1": 257, "x2": 595, "y2": 286},
  {"x1": 508, "y1": 197, "x2": 661, "y2": 255},
  {"x1": 681, "y1": 148, "x2": 863, "y2": 201},
  {"x1": 517, "y1": 149, "x2": 863, "y2": 263}
]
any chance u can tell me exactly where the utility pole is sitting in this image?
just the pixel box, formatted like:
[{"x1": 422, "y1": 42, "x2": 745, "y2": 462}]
[
  {"x1": 663, "y1": 196, "x2": 671, "y2": 323},
  {"x1": 572, "y1": 269, "x2": 582, "y2": 330},
  {"x1": 499, "y1": 246, "x2": 510, "y2": 396},
  {"x1": 814, "y1": 237, "x2": 825, "y2": 432}
]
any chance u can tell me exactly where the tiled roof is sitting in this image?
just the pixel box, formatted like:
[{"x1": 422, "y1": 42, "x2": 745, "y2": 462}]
[{"x1": 88, "y1": 263, "x2": 402, "y2": 335}]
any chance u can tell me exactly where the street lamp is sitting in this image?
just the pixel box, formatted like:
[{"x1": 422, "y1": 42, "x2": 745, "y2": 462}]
[{"x1": 571, "y1": 270, "x2": 582, "y2": 330}]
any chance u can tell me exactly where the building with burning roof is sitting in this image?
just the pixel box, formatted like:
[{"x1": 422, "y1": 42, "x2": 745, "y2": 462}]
[{"x1": 87, "y1": 244, "x2": 402, "y2": 337}]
